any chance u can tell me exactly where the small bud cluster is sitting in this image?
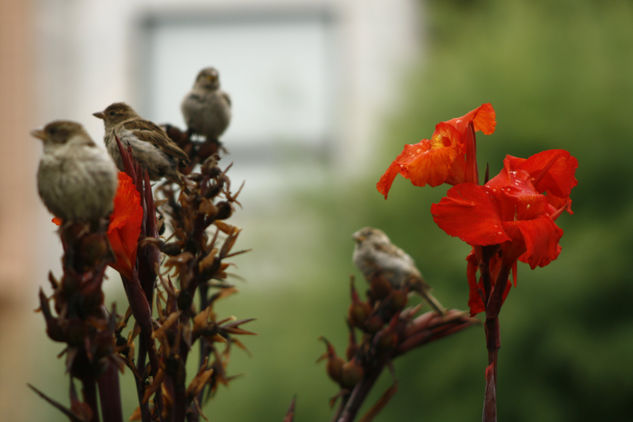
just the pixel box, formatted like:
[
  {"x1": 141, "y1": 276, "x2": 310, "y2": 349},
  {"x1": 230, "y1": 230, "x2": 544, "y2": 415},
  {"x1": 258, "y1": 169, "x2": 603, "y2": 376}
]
[
  {"x1": 321, "y1": 272, "x2": 479, "y2": 422},
  {"x1": 32, "y1": 222, "x2": 122, "y2": 422}
]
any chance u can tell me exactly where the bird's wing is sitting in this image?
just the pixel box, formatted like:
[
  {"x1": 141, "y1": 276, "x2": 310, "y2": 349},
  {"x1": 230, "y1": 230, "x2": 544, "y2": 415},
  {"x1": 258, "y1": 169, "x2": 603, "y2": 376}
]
[
  {"x1": 221, "y1": 91, "x2": 232, "y2": 107},
  {"x1": 374, "y1": 241, "x2": 424, "y2": 280},
  {"x1": 122, "y1": 119, "x2": 189, "y2": 163},
  {"x1": 391, "y1": 244, "x2": 416, "y2": 267},
  {"x1": 372, "y1": 241, "x2": 396, "y2": 256}
]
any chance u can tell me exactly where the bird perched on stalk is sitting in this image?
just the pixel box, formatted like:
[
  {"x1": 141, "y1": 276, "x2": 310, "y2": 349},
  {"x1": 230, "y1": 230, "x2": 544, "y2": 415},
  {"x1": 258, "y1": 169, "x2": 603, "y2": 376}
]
[
  {"x1": 32, "y1": 120, "x2": 118, "y2": 224},
  {"x1": 353, "y1": 227, "x2": 446, "y2": 315},
  {"x1": 93, "y1": 102, "x2": 189, "y2": 184},
  {"x1": 181, "y1": 67, "x2": 232, "y2": 142}
]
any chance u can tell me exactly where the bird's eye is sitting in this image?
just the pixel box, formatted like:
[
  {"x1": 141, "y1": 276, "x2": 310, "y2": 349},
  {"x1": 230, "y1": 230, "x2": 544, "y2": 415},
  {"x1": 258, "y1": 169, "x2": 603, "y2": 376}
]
[{"x1": 108, "y1": 111, "x2": 116, "y2": 116}]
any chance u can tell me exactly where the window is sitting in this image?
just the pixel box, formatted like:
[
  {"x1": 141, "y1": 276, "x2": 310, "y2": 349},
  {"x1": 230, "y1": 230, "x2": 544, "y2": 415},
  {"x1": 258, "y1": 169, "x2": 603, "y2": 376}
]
[{"x1": 138, "y1": 7, "x2": 338, "y2": 197}]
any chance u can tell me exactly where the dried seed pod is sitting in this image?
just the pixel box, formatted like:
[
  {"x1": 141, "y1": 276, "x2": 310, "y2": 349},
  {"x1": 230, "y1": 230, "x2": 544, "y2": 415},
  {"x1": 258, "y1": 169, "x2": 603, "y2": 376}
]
[
  {"x1": 161, "y1": 241, "x2": 184, "y2": 256},
  {"x1": 215, "y1": 201, "x2": 232, "y2": 220}
]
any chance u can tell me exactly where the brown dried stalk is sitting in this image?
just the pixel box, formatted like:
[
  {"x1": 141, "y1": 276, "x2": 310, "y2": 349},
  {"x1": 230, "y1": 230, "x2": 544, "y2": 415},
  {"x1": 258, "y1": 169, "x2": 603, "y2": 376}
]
[
  {"x1": 35, "y1": 125, "x2": 252, "y2": 422},
  {"x1": 35, "y1": 220, "x2": 124, "y2": 422}
]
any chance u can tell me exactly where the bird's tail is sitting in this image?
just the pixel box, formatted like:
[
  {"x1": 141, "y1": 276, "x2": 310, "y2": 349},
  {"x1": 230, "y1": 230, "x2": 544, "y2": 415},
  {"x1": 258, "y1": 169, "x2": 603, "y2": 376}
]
[
  {"x1": 408, "y1": 277, "x2": 446, "y2": 316},
  {"x1": 419, "y1": 290, "x2": 446, "y2": 316}
]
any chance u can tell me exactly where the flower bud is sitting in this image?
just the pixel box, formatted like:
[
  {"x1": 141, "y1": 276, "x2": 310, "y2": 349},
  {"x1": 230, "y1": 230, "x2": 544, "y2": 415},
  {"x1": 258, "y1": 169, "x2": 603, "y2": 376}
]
[
  {"x1": 362, "y1": 315, "x2": 384, "y2": 333},
  {"x1": 379, "y1": 290, "x2": 408, "y2": 322},
  {"x1": 340, "y1": 359, "x2": 364, "y2": 389},
  {"x1": 368, "y1": 275, "x2": 392, "y2": 300},
  {"x1": 215, "y1": 201, "x2": 232, "y2": 220},
  {"x1": 160, "y1": 241, "x2": 183, "y2": 256}
]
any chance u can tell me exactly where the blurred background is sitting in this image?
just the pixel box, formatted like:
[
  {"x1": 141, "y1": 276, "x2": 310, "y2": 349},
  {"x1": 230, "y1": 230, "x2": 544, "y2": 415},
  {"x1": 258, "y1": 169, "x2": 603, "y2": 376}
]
[{"x1": 1, "y1": 0, "x2": 632, "y2": 420}]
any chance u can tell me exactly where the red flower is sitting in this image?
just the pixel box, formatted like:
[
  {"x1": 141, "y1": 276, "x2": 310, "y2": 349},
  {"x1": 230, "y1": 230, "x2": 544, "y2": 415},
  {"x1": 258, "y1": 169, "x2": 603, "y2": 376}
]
[
  {"x1": 107, "y1": 172, "x2": 143, "y2": 279},
  {"x1": 431, "y1": 149, "x2": 578, "y2": 315},
  {"x1": 377, "y1": 103, "x2": 496, "y2": 198}
]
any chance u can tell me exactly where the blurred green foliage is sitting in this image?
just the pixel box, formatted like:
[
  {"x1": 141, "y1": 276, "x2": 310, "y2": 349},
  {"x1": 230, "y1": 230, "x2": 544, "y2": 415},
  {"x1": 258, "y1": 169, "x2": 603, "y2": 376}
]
[
  {"x1": 359, "y1": 0, "x2": 633, "y2": 420},
  {"x1": 30, "y1": 0, "x2": 633, "y2": 421}
]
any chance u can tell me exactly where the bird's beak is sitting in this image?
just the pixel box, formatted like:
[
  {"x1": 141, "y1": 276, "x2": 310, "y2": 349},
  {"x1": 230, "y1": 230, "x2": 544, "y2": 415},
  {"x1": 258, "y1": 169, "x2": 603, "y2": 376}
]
[
  {"x1": 93, "y1": 111, "x2": 105, "y2": 119},
  {"x1": 353, "y1": 233, "x2": 364, "y2": 242},
  {"x1": 31, "y1": 129, "x2": 46, "y2": 141}
]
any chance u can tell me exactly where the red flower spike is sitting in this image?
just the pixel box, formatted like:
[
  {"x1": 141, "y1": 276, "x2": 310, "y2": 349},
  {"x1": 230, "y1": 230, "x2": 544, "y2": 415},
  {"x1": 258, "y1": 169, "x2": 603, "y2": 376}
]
[
  {"x1": 377, "y1": 103, "x2": 496, "y2": 198},
  {"x1": 107, "y1": 172, "x2": 143, "y2": 279},
  {"x1": 433, "y1": 149, "x2": 577, "y2": 315}
]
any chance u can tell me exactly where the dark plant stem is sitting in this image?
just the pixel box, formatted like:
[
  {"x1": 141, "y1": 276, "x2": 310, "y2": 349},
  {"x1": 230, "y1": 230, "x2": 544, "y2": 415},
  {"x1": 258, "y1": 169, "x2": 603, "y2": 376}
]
[
  {"x1": 190, "y1": 282, "x2": 211, "y2": 422},
  {"x1": 170, "y1": 347, "x2": 189, "y2": 422},
  {"x1": 121, "y1": 275, "x2": 156, "y2": 422},
  {"x1": 482, "y1": 316, "x2": 499, "y2": 422},
  {"x1": 97, "y1": 362, "x2": 123, "y2": 422},
  {"x1": 80, "y1": 374, "x2": 100, "y2": 422},
  {"x1": 479, "y1": 246, "x2": 497, "y2": 302},
  {"x1": 198, "y1": 284, "x2": 210, "y2": 372},
  {"x1": 482, "y1": 262, "x2": 512, "y2": 422},
  {"x1": 125, "y1": 273, "x2": 159, "y2": 372}
]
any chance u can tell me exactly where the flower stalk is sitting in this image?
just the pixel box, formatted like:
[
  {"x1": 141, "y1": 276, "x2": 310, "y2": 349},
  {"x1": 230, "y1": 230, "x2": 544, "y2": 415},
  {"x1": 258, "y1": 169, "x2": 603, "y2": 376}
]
[
  {"x1": 34, "y1": 124, "x2": 251, "y2": 422},
  {"x1": 376, "y1": 103, "x2": 577, "y2": 422},
  {"x1": 322, "y1": 276, "x2": 479, "y2": 422}
]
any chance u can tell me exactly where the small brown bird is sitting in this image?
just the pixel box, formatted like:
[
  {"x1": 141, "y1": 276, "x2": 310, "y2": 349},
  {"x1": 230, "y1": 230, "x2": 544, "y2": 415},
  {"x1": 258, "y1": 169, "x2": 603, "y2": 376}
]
[
  {"x1": 32, "y1": 120, "x2": 118, "y2": 224},
  {"x1": 353, "y1": 227, "x2": 445, "y2": 315},
  {"x1": 93, "y1": 102, "x2": 189, "y2": 183},
  {"x1": 181, "y1": 67, "x2": 232, "y2": 142}
]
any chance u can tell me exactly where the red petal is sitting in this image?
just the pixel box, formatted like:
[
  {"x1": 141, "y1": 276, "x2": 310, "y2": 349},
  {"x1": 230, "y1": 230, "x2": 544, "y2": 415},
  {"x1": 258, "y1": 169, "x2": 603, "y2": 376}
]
[
  {"x1": 376, "y1": 104, "x2": 496, "y2": 197},
  {"x1": 467, "y1": 250, "x2": 485, "y2": 316},
  {"x1": 432, "y1": 183, "x2": 511, "y2": 245},
  {"x1": 445, "y1": 103, "x2": 496, "y2": 135},
  {"x1": 376, "y1": 161, "x2": 401, "y2": 199},
  {"x1": 510, "y1": 217, "x2": 563, "y2": 269},
  {"x1": 376, "y1": 135, "x2": 458, "y2": 196},
  {"x1": 471, "y1": 103, "x2": 496, "y2": 135},
  {"x1": 506, "y1": 149, "x2": 578, "y2": 200},
  {"x1": 107, "y1": 172, "x2": 143, "y2": 278},
  {"x1": 401, "y1": 136, "x2": 457, "y2": 187}
]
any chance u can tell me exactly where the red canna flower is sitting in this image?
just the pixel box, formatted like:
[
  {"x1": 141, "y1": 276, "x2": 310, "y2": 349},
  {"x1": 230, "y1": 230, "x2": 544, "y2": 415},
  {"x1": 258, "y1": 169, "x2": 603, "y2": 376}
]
[
  {"x1": 431, "y1": 149, "x2": 578, "y2": 315},
  {"x1": 107, "y1": 172, "x2": 143, "y2": 279},
  {"x1": 377, "y1": 103, "x2": 496, "y2": 198}
]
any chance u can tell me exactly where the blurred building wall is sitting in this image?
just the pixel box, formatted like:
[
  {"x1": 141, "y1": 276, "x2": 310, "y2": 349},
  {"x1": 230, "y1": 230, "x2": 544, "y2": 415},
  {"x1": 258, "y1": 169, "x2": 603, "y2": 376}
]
[
  {"x1": 0, "y1": 1, "x2": 37, "y2": 420},
  {"x1": 33, "y1": 0, "x2": 423, "y2": 177}
]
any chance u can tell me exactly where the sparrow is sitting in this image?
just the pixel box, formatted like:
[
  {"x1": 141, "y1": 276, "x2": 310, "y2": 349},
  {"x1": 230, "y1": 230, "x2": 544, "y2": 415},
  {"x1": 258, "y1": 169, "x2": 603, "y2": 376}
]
[
  {"x1": 352, "y1": 227, "x2": 446, "y2": 315},
  {"x1": 93, "y1": 102, "x2": 189, "y2": 184},
  {"x1": 32, "y1": 120, "x2": 118, "y2": 224},
  {"x1": 181, "y1": 67, "x2": 232, "y2": 142}
]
